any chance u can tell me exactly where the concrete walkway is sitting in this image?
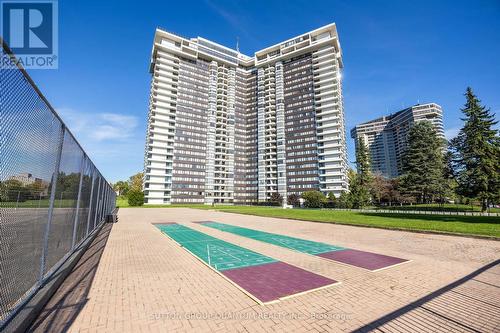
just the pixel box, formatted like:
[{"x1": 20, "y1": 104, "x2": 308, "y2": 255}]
[{"x1": 30, "y1": 208, "x2": 500, "y2": 332}]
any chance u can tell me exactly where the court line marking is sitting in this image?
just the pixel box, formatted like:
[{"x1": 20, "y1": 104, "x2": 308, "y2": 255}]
[
  {"x1": 197, "y1": 221, "x2": 411, "y2": 272},
  {"x1": 153, "y1": 222, "x2": 341, "y2": 305},
  {"x1": 202, "y1": 222, "x2": 344, "y2": 255},
  {"x1": 151, "y1": 222, "x2": 266, "y2": 305}
]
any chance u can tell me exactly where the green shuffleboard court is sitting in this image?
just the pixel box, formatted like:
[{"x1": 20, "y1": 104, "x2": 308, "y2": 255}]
[
  {"x1": 155, "y1": 223, "x2": 277, "y2": 271},
  {"x1": 197, "y1": 221, "x2": 345, "y2": 255},
  {"x1": 197, "y1": 221, "x2": 409, "y2": 272}
]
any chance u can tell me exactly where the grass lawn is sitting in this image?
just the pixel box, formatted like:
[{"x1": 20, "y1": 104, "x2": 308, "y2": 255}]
[
  {"x1": 205, "y1": 206, "x2": 500, "y2": 238},
  {"x1": 0, "y1": 198, "x2": 76, "y2": 208},
  {"x1": 115, "y1": 198, "x2": 500, "y2": 237},
  {"x1": 116, "y1": 196, "x2": 129, "y2": 207},
  {"x1": 379, "y1": 203, "x2": 500, "y2": 213}
]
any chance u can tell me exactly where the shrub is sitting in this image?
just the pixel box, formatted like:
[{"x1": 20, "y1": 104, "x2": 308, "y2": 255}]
[
  {"x1": 252, "y1": 201, "x2": 280, "y2": 206},
  {"x1": 287, "y1": 194, "x2": 300, "y2": 207},
  {"x1": 269, "y1": 192, "x2": 283, "y2": 206},
  {"x1": 127, "y1": 190, "x2": 144, "y2": 206},
  {"x1": 302, "y1": 191, "x2": 326, "y2": 208}
]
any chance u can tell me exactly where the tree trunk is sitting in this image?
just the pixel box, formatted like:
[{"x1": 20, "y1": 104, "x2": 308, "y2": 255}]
[{"x1": 482, "y1": 199, "x2": 487, "y2": 212}]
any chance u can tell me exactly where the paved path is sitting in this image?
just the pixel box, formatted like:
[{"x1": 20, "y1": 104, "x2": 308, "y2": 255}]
[{"x1": 31, "y1": 208, "x2": 500, "y2": 332}]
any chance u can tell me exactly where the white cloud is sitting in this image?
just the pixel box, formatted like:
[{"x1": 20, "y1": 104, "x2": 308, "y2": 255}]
[
  {"x1": 205, "y1": 0, "x2": 241, "y2": 30},
  {"x1": 444, "y1": 127, "x2": 460, "y2": 140},
  {"x1": 92, "y1": 114, "x2": 138, "y2": 141},
  {"x1": 55, "y1": 108, "x2": 144, "y2": 181},
  {"x1": 58, "y1": 108, "x2": 139, "y2": 142},
  {"x1": 203, "y1": 0, "x2": 257, "y2": 45}
]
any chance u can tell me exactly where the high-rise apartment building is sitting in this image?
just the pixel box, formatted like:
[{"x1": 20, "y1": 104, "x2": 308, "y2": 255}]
[
  {"x1": 144, "y1": 23, "x2": 348, "y2": 205},
  {"x1": 350, "y1": 103, "x2": 444, "y2": 178}
]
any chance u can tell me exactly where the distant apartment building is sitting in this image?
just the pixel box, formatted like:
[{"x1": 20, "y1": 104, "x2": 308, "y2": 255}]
[
  {"x1": 351, "y1": 103, "x2": 444, "y2": 178},
  {"x1": 8, "y1": 173, "x2": 49, "y2": 196},
  {"x1": 144, "y1": 23, "x2": 348, "y2": 204},
  {"x1": 9, "y1": 173, "x2": 42, "y2": 186}
]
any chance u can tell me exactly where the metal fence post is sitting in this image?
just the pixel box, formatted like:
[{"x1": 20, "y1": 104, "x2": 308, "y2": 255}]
[
  {"x1": 103, "y1": 186, "x2": 109, "y2": 218},
  {"x1": 97, "y1": 178, "x2": 103, "y2": 224},
  {"x1": 85, "y1": 169, "x2": 96, "y2": 236},
  {"x1": 15, "y1": 191, "x2": 20, "y2": 210},
  {"x1": 104, "y1": 187, "x2": 108, "y2": 215},
  {"x1": 39, "y1": 125, "x2": 65, "y2": 283},
  {"x1": 98, "y1": 181, "x2": 105, "y2": 223},
  {"x1": 99, "y1": 185, "x2": 105, "y2": 224},
  {"x1": 104, "y1": 183, "x2": 108, "y2": 217},
  {"x1": 92, "y1": 177, "x2": 102, "y2": 230},
  {"x1": 71, "y1": 155, "x2": 86, "y2": 250}
]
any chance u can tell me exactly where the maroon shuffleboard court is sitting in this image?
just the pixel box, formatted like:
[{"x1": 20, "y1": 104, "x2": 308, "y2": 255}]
[
  {"x1": 222, "y1": 262, "x2": 338, "y2": 303},
  {"x1": 317, "y1": 249, "x2": 409, "y2": 271},
  {"x1": 156, "y1": 223, "x2": 339, "y2": 304}
]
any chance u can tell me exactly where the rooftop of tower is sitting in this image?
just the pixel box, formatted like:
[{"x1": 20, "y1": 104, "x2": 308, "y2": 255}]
[
  {"x1": 353, "y1": 103, "x2": 443, "y2": 128},
  {"x1": 151, "y1": 23, "x2": 342, "y2": 69}
]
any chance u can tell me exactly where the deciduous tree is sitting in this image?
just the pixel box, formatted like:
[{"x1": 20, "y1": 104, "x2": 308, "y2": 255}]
[
  {"x1": 287, "y1": 194, "x2": 300, "y2": 207},
  {"x1": 269, "y1": 192, "x2": 283, "y2": 206},
  {"x1": 113, "y1": 181, "x2": 130, "y2": 196},
  {"x1": 129, "y1": 172, "x2": 144, "y2": 192}
]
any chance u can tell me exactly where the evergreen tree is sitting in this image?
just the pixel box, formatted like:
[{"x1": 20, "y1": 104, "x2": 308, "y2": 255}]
[
  {"x1": 451, "y1": 87, "x2": 500, "y2": 211},
  {"x1": 337, "y1": 190, "x2": 352, "y2": 208},
  {"x1": 127, "y1": 189, "x2": 144, "y2": 206},
  {"x1": 326, "y1": 191, "x2": 337, "y2": 208},
  {"x1": 350, "y1": 138, "x2": 372, "y2": 208},
  {"x1": 439, "y1": 148, "x2": 458, "y2": 204},
  {"x1": 399, "y1": 121, "x2": 445, "y2": 203}
]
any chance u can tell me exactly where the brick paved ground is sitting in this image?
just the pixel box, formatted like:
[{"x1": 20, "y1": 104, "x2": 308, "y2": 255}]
[
  {"x1": 32, "y1": 208, "x2": 500, "y2": 332},
  {"x1": 29, "y1": 223, "x2": 113, "y2": 333}
]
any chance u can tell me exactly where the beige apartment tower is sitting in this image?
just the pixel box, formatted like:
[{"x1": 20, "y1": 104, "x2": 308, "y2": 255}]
[{"x1": 144, "y1": 23, "x2": 348, "y2": 204}]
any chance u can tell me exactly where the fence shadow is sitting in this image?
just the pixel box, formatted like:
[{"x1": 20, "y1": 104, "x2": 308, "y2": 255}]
[
  {"x1": 27, "y1": 223, "x2": 113, "y2": 333},
  {"x1": 353, "y1": 259, "x2": 500, "y2": 332}
]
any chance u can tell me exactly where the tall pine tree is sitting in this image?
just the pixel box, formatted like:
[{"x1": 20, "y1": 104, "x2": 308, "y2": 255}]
[
  {"x1": 399, "y1": 121, "x2": 445, "y2": 203},
  {"x1": 440, "y1": 149, "x2": 457, "y2": 204},
  {"x1": 451, "y1": 87, "x2": 499, "y2": 211},
  {"x1": 350, "y1": 137, "x2": 372, "y2": 208}
]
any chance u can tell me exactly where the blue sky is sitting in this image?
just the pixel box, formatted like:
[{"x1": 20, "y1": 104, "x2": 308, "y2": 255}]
[{"x1": 27, "y1": 0, "x2": 500, "y2": 182}]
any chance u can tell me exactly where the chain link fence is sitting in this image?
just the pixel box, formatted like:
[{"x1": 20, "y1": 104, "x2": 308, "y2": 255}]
[{"x1": 0, "y1": 40, "x2": 116, "y2": 328}]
